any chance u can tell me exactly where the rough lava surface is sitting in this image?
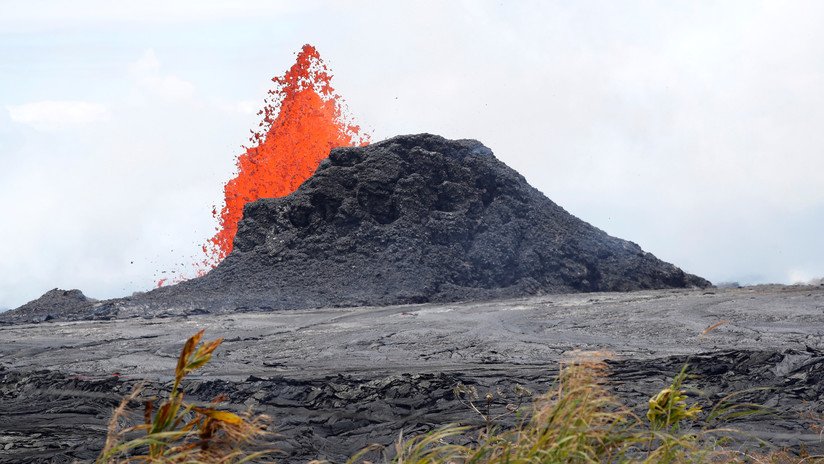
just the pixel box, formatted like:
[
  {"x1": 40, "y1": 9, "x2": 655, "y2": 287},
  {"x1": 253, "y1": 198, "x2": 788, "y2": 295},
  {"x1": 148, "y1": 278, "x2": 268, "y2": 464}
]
[{"x1": 2, "y1": 286, "x2": 824, "y2": 463}]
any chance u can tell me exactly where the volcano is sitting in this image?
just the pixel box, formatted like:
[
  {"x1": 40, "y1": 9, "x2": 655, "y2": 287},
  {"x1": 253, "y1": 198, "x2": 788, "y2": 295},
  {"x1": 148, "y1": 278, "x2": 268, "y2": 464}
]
[
  {"x1": 3, "y1": 133, "x2": 709, "y2": 322},
  {"x1": 124, "y1": 133, "x2": 708, "y2": 315},
  {"x1": 201, "y1": 44, "x2": 368, "y2": 269}
]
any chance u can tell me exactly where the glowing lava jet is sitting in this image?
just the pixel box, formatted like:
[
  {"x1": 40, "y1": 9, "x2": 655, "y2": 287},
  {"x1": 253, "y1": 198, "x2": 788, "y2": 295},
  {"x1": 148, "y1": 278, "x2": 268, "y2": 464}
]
[{"x1": 201, "y1": 45, "x2": 369, "y2": 271}]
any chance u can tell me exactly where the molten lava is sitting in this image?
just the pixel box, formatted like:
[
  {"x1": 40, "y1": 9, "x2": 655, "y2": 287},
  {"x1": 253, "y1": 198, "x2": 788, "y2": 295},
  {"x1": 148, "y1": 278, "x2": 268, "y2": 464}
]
[{"x1": 201, "y1": 44, "x2": 368, "y2": 270}]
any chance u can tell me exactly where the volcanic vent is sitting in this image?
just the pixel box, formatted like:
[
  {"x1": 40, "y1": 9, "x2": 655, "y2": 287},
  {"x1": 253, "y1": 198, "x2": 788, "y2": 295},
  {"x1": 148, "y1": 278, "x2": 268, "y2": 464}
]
[
  {"x1": 201, "y1": 44, "x2": 368, "y2": 269},
  {"x1": 151, "y1": 133, "x2": 709, "y2": 312}
]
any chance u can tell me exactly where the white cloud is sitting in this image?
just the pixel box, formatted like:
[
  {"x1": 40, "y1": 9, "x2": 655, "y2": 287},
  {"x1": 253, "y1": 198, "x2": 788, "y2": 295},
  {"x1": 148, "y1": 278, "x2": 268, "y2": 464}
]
[
  {"x1": 0, "y1": 1, "x2": 306, "y2": 31},
  {"x1": 6, "y1": 100, "x2": 109, "y2": 131},
  {"x1": 213, "y1": 100, "x2": 259, "y2": 115},
  {"x1": 147, "y1": 75, "x2": 196, "y2": 100},
  {"x1": 788, "y1": 270, "x2": 824, "y2": 285},
  {"x1": 130, "y1": 49, "x2": 196, "y2": 100},
  {"x1": 129, "y1": 48, "x2": 162, "y2": 74}
]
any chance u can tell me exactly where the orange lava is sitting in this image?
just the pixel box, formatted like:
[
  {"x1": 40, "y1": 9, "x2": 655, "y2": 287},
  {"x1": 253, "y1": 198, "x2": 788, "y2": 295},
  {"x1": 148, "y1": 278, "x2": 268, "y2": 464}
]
[{"x1": 201, "y1": 44, "x2": 368, "y2": 270}]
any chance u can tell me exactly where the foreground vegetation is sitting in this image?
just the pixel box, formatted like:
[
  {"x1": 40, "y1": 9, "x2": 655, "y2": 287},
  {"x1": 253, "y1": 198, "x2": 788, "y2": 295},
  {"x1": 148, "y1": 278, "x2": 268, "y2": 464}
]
[
  {"x1": 376, "y1": 360, "x2": 821, "y2": 464},
  {"x1": 97, "y1": 330, "x2": 272, "y2": 463},
  {"x1": 98, "y1": 332, "x2": 823, "y2": 464}
]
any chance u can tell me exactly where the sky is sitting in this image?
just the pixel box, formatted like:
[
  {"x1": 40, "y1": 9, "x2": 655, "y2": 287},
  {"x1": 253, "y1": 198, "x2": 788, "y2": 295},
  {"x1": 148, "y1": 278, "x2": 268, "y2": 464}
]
[{"x1": 1, "y1": 1, "x2": 823, "y2": 309}]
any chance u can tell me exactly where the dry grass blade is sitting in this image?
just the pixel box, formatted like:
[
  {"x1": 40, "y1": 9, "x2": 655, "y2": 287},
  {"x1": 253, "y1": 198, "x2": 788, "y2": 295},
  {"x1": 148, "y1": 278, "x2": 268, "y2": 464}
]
[
  {"x1": 701, "y1": 320, "x2": 729, "y2": 336},
  {"x1": 193, "y1": 408, "x2": 245, "y2": 425},
  {"x1": 175, "y1": 329, "x2": 205, "y2": 389},
  {"x1": 390, "y1": 425, "x2": 469, "y2": 463},
  {"x1": 99, "y1": 384, "x2": 144, "y2": 459}
]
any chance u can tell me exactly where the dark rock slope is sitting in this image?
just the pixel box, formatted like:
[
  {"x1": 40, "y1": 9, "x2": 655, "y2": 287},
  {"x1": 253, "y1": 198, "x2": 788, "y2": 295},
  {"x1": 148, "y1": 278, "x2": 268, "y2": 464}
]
[
  {"x1": 3, "y1": 289, "x2": 97, "y2": 323},
  {"x1": 154, "y1": 133, "x2": 708, "y2": 310},
  {"x1": 1, "y1": 133, "x2": 709, "y2": 323}
]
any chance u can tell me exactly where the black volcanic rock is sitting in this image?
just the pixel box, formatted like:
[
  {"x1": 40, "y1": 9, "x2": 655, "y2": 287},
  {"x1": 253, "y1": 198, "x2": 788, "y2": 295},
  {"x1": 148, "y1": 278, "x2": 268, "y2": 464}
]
[
  {"x1": 154, "y1": 133, "x2": 708, "y2": 311},
  {"x1": 1, "y1": 289, "x2": 97, "y2": 324}
]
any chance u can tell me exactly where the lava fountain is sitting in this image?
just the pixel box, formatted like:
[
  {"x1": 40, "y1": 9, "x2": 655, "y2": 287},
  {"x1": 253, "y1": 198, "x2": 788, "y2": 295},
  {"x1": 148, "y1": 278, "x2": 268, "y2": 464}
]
[{"x1": 200, "y1": 44, "x2": 369, "y2": 271}]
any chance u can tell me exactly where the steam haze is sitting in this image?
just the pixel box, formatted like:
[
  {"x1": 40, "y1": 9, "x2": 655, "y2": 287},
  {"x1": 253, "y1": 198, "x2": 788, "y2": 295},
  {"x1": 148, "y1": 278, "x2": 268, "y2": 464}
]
[{"x1": 1, "y1": 1, "x2": 823, "y2": 309}]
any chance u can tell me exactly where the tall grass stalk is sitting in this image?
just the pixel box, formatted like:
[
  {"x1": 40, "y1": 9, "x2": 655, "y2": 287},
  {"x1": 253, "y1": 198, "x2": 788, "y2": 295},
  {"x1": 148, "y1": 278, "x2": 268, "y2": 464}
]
[{"x1": 97, "y1": 330, "x2": 273, "y2": 463}]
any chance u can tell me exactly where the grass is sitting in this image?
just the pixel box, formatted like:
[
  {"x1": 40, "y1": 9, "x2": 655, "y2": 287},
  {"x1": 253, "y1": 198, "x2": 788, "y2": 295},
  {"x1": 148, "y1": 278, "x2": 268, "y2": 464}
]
[
  {"x1": 97, "y1": 330, "x2": 273, "y2": 463},
  {"x1": 354, "y1": 358, "x2": 823, "y2": 464},
  {"x1": 97, "y1": 333, "x2": 823, "y2": 464},
  {"x1": 368, "y1": 358, "x2": 710, "y2": 464}
]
